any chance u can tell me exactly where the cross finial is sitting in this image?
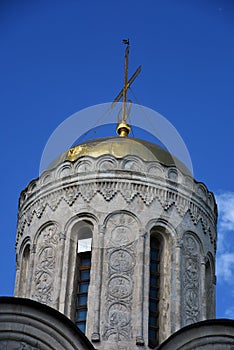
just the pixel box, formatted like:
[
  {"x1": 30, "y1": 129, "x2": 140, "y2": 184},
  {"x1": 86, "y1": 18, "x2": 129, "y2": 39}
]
[
  {"x1": 113, "y1": 40, "x2": 142, "y2": 137},
  {"x1": 122, "y1": 39, "x2": 130, "y2": 125}
]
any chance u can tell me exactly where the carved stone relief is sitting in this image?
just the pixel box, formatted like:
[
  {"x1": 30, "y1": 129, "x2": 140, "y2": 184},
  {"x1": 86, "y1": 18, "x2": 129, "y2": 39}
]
[
  {"x1": 18, "y1": 154, "x2": 215, "y2": 214},
  {"x1": 109, "y1": 250, "x2": 135, "y2": 273},
  {"x1": 181, "y1": 233, "x2": 201, "y2": 326},
  {"x1": 79, "y1": 184, "x2": 96, "y2": 202},
  {"x1": 107, "y1": 302, "x2": 130, "y2": 339},
  {"x1": 108, "y1": 276, "x2": 132, "y2": 299},
  {"x1": 17, "y1": 177, "x2": 216, "y2": 249},
  {"x1": 63, "y1": 186, "x2": 78, "y2": 206},
  {"x1": 98, "y1": 182, "x2": 118, "y2": 201},
  {"x1": 0, "y1": 341, "x2": 38, "y2": 350},
  {"x1": 33, "y1": 223, "x2": 59, "y2": 306},
  {"x1": 103, "y1": 213, "x2": 137, "y2": 341}
]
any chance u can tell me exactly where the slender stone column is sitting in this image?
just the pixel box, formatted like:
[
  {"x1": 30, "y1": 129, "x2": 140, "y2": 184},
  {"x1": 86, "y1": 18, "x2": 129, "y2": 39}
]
[
  {"x1": 173, "y1": 238, "x2": 182, "y2": 332},
  {"x1": 28, "y1": 243, "x2": 36, "y2": 298},
  {"x1": 55, "y1": 232, "x2": 66, "y2": 309},
  {"x1": 14, "y1": 255, "x2": 20, "y2": 296},
  {"x1": 91, "y1": 225, "x2": 105, "y2": 342},
  {"x1": 200, "y1": 256, "x2": 206, "y2": 320},
  {"x1": 136, "y1": 229, "x2": 146, "y2": 346}
]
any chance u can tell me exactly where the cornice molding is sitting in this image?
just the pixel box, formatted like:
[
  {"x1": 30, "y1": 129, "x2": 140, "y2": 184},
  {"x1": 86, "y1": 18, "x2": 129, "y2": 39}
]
[{"x1": 17, "y1": 155, "x2": 217, "y2": 247}]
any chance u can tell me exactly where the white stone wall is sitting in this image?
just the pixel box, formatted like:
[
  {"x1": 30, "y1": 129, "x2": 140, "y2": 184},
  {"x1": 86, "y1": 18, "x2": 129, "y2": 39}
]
[{"x1": 15, "y1": 154, "x2": 217, "y2": 348}]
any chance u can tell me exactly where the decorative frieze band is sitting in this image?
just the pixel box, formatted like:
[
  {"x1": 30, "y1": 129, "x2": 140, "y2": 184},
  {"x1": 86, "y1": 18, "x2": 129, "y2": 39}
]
[
  {"x1": 17, "y1": 179, "x2": 216, "y2": 247},
  {"x1": 19, "y1": 155, "x2": 216, "y2": 212},
  {"x1": 17, "y1": 155, "x2": 217, "y2": 247}
]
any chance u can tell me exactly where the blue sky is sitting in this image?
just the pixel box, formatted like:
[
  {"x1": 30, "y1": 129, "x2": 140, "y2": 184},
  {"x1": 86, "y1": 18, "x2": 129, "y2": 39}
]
[{"x1": 0, "y1": 0, "x2": 234, "y2": 319}]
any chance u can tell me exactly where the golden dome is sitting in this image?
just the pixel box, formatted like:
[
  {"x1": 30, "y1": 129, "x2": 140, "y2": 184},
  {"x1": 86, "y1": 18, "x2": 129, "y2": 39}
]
[{"x1": 48, "y1": 136, "x2": 190, "y2": 175}]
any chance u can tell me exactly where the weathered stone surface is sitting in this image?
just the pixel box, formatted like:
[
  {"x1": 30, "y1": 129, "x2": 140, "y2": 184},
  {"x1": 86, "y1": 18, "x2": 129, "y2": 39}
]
[
  {"x1": 0, "y1": 297, "x2": 94, "y2": 350},
  {"x1": 14, "y1": 150, "x2": 217, "y2": 349},
  {"x1": 157, "y1": 319, "x2": 234, "y2": 349}
]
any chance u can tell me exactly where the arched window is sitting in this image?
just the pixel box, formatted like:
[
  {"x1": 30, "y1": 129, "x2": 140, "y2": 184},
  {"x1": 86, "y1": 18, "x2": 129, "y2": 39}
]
[
  {"x1": 148, "y1": 234, "x2": 161, "y2": 348},
  {"x1": 205, "y1": 255, "x2": 215, "y2": 319},
  {"x1": 19, "y1": 244, "x2": 30, "y2": 296},
  {"x1": 75, "y1": 225, "x2": 93, "y2": 333}
]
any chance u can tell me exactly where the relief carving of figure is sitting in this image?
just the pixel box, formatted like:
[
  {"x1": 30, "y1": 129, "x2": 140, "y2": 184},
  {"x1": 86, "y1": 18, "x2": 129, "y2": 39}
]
[
  {"x1": 108, "y1": 276, "x2": 132, "y2": 299},
  {"x1": 111, "y1": 226, "x2": 132, "y2": 246},
  {"x1": 41, "y1": 224, "x2": 59, "y2": 245},
  {"x1": 35, "y1": 271, "x2": 53, "y2": 303},
  {"x1": 104, "y1": 213, "x2": 137, "y2": 340},
  {"x1": 110, "y1": 250, "x2": 134, "y2": 272},
  {"x1": 185, "y1": 288, "x2": 199, "y2": 317},
  {"x1": 38, "y1": 246, "x2": 55, "y2": 270},
  {"x1": 109, "y1": 303, "x2": 129, "y2": 327},
  {"x1": 33, "y1": 223, "x2": 58, "y2": 305},
  {"x1": 185, "y1": 257, "x2": 198, "y2": 281}
]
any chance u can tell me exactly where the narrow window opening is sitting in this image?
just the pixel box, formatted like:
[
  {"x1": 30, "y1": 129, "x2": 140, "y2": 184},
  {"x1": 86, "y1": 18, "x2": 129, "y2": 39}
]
[
  {"x1": 205, "y1": 259, "x2": 213, "y2": 319},
  {"x1": 19, "y1": 244, "x2": 30, "y2": 296},
  {"x1": 148, "y1": 235, "x2": 161, "y2": 348},
  {"x1": 76, "y1": 233, "x2": 92, "y2": 333}
]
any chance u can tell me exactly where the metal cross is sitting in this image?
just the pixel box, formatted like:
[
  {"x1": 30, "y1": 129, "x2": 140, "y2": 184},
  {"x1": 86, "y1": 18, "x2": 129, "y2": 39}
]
[{"x1": 112, "y1": 40, "x2": 142, "y2": 125}]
